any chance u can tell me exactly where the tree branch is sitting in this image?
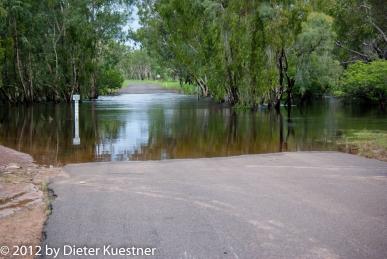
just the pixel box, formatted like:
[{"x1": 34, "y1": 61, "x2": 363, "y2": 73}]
[{"x1": 335, "y1": 41, "x2": 371, "y2": 61}]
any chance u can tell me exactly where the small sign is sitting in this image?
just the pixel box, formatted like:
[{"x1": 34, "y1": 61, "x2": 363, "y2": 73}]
[{"x1": 72, "y1": 94, "x2": 80, "y2": 101}]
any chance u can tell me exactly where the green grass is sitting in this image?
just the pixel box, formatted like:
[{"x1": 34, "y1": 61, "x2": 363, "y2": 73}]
[
  {"x1": 337, "y1": 130, "x2": 387, "y2": 161},
  {"x1": 122, "y1": 79, "x2": 197, "y2": 95},
  {"x1": 121, "y1": 79, "x2": 154, "y2": 87}
]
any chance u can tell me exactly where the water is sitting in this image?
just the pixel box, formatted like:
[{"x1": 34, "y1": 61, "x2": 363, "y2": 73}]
[{"x1": 0, "y1": 93, "x2": 386, "y2": 165}]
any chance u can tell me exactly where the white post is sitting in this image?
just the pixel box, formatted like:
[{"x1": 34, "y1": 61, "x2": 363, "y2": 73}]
[{"x1": 72, "y1": 94, "x2": 80, "y2": 145}]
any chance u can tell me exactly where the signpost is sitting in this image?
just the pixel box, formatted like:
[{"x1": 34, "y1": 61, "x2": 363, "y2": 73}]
[{"x1": 72, "y1": 94, "x2": 80, "y2": 145}]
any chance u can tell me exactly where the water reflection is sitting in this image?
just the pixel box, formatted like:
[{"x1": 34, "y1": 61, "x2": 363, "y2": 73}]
[
  {"x1": 0, "y1": 94, "x2": 386, "y2": 165},
  {"x1": 72, "y1": 94, "x2": 80, "y2": 145}
]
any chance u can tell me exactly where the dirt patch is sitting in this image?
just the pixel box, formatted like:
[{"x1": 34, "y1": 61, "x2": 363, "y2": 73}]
[{"x1": 0, "y1": 145, "x2": 62, "y2": 259}]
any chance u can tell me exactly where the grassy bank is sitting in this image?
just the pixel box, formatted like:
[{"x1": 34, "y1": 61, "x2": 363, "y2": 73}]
[
  {"x1": 122, "y1": 79, "x2": 197, "y2": 95},
  {"x1": 338, "y1": 130, "x2": 387, "y2": 162}
]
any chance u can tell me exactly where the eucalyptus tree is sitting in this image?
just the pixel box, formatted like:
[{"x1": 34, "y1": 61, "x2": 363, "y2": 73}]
[
  {"x1": 137, "y1": 0, "x2": 382, "y2": 109},
  {"x1": 0, "y1": 0, "x2": 35, "y2": 102},
  {"x1": 333, "y1": 0, "x2": 386, "y2": 62},
  {"x1": 252, "y1": 1, "x2": 341, "y2": 109},
  {"x1": 293, "y1": 12, "x2": 342, "y2": 101},
  {"x1": 202, "y1": 0, "x2": 267, "y2": 106},
  {"x1": 0, "y1": 1, "x2": 7, "y2": 95},
  {"x1": 138, "y1": 0, "x2": 213, "y2": 96},
  {"x1": 0, "y1": 0, "x2": 132, "y2": 103},
  {"x1": 258, "y1": 1, "x2": 310, "y2": 110},
  {"x1": 138, "y1": 0, "x2": 270, "y2": 105}
]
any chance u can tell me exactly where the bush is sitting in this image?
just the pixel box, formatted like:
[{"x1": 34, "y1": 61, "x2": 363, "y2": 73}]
[
  {"x1": 98, "y1": 68, "x2": 124, "y2": 95},
  {"x1": 340, "y1": 60, "x2": 387, "y2": 108}
]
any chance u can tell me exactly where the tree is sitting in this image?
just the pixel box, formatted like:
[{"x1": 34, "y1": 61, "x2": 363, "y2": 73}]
[
  {"x1": 0, "y1": 0, "x2": 132, "y2": 103},
  {"x1": 117, "y1": 48, "x2": 166, "y2": 80},
  {"x1": 136, "y1": 0, "x2": 385, "y2": 110},
  {"x1": 259, "y1": 1, "x2": 309, "y2": 110},
  {"x1": 293, "y1": 12, "x2": 342, "y2": 101},
  {"x1": 333, "y1": 0, "x2": 386, "y2": 62}
]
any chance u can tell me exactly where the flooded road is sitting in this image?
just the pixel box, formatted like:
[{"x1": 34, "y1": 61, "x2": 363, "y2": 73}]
[{"x1": 0, "y1": 93, "x2": 386, "y2": 165}]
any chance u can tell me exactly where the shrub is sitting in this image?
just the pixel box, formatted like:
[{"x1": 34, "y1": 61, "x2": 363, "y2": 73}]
[
  {"x1": 98, "y1": 68, "x2": 124, "y2": 95},
  {"x1": 340, "y1": 60, "x2": 387, "y2": 108}
]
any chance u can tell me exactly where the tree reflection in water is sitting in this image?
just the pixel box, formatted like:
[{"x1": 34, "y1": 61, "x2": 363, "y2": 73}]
[{"x1": 0, "y1": 94, "x2": 385, "y2": 165}]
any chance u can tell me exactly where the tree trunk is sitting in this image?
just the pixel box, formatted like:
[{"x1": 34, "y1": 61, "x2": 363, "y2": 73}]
[
  {"x1": 90, "y1": 72, "x2": 97, "y2": 99},
  {"x1": 274, "y1": 98, "x2": 281, "y2": 112},
  {"x1": 273, "y1": 49, "x2": 286, "y2": 112},
  {"x1": 14, "y1": 19, "x2": 28, "y2": 102},
  {"x1": 28, "y1": 51, "x2": 34, "y2": 102},
  {"x1": 286, "y1": 78, "x2": 295, "y2": 111},
  {"x1": 196, "y1": 77, "x2": 209, "y2": 97}
]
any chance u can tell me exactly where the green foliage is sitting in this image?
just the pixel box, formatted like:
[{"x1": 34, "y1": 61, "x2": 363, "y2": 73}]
[
  {"x1": 117, "y1": 49, "x2": 169, "y2": 80},
  {"x1": 332, "y1": 0, "x2": 386, "y2": 61},
  {"x1": 98, "y1": 68, "x2": 124, "y2": 95},
  {"x1": 0, "y1": 0, "x2": 132, "y2": 103},
  {"x1": 137, "y1": 0, "x2": 349, "y2": 108},
  {"x1": 0, "y1": 0, "x2": 385, "y2": 107},
  {"x1": 340, "y1": 60, "x2": 387, "y2": 106},
  {"x1": 138, "y1": 0, "x2": 277, "y2": 105},
  {"x1": 294, "y1": 12, "x2": 342, "y2": 97}
]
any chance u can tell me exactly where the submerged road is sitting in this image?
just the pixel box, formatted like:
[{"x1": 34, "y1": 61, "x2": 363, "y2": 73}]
[{"x1": 43, "y1": 152, "x2": 387, "y2": 259}]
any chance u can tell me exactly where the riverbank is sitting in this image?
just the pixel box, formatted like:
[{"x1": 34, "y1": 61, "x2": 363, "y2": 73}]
[
  {"x1": 338, "y1": 130, "x2": 387, "y2": 162},
  {"x1": 0, "y1": 145, "x2": 62, "y2": 259}
]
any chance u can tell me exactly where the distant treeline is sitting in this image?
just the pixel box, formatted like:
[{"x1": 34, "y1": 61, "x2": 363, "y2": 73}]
[
  {"x1": 0, "y1": 0, "x2": 132, "y2": 103},
  {"x1": 137, "y1": 0, "x2": 387, "y2": 109}
]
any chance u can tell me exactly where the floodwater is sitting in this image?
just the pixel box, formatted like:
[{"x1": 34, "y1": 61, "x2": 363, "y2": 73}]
[{"x1": 0, "y1": 93, "x2": 386, "y2": 165}]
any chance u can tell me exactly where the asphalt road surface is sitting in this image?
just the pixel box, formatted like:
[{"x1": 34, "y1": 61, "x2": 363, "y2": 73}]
[{"x1": 43, "y1": 152, "x2": 387, "y2": 259}]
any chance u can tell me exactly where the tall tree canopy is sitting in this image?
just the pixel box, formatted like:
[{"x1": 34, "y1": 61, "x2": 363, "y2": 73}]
[
  {"x1": 137, "y1": 0, "x2": 386, "y2": 108},
  {"x1": 0, "y1": 0, "x2": 385, "y2": 107},
  {"x1": 0, "y1": 0, "x2": 132, "y2": 103}
]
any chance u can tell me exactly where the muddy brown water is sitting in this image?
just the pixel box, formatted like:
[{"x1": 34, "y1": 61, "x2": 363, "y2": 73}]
[{"x1": 0, "y1": 94, "x2": 386, "y2": 166}]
